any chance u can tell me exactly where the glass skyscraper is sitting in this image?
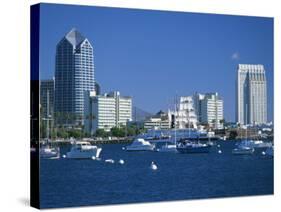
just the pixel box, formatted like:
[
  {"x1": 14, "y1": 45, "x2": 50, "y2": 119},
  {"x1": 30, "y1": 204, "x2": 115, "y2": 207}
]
[
  {"x1": 236, "y1": 64, "x2": 267, "y2": 125},
  {"x1": 54, "y1": 28, "x2": 95, "y2": 126}
]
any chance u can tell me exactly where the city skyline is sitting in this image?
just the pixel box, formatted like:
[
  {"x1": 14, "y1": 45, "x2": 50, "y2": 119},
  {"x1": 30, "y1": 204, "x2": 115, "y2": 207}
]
[{"x1": 39, "y1": 4, "x2": 274, "y2": 122}]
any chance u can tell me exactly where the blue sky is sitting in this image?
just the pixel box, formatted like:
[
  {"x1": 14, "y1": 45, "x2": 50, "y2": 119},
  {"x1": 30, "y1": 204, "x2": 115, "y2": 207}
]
[{"x1": 39, "y1": 3, "x2": 274, "y2": 122}]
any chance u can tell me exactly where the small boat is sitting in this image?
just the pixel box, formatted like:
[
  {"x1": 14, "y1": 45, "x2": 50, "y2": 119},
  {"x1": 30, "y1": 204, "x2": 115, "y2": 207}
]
[
  {"x1": 232, "y1": 146, "x2": 254, "y2": 155},
  {"x1": 125, "y1": 138, "x2": 155, "y2": 151},
  {"x1": 40, "y1": 144, "x2": 60, "y2": 159},
  {"x1": 66, "y1": 141, "x2": 102, "y2": 159},
  {"x1": 176, "y1": 139, "x2": 211, "y2": 154},
  {"x1": 236, "y1": 139, "x2": 272, "y2": 149}
]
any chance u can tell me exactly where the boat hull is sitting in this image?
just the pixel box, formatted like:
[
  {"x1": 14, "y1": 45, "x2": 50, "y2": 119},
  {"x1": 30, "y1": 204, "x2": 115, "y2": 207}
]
[
  {"x1": 232, "y1": 148, "x2": 254, "y2": 155},
  {"x1": 126, "y1": 146, "x2": 155, "y2": 151},
  {"x1": 157, "y1": 145, "x2": 177, "y2": 152},
  {"x1": 176, "y1": 145, "x2": 211, "y2": 153}
]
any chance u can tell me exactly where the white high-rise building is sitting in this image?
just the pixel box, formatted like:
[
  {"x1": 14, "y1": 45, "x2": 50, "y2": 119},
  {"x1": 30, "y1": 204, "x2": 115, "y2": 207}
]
[
  {"x1": 84, "y1": 91, "x2": 132, "y2": 134},
  {"x1": 236, "y1": 64, "x2": 267, "y2": 125},
  {"x1": 200, "y1": 93, "x2": 224, "y2": 129}
]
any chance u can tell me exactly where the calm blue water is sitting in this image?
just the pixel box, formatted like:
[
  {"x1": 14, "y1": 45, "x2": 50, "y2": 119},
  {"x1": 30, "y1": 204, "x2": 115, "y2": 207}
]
[{"x1": 40, "y1": 141, "x2": 273, "y2": 208}]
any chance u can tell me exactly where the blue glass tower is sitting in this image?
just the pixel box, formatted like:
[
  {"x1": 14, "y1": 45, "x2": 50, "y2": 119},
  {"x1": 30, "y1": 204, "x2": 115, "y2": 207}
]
[{"x1": 54, "y1": 28, "x2": 95, "y2": 126}]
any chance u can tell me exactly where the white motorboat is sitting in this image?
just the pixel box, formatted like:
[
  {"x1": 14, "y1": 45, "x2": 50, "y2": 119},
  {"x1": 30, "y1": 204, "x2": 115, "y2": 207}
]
[
  {"x1": 232, "y1": 146, "x2": 255, "y2": 155},
  {"x1": 125, "y1": 138, "x2": 155, "y2": 151},
  {"x1": 66, "y1": 141, "x2": 102, "y2": 159}
]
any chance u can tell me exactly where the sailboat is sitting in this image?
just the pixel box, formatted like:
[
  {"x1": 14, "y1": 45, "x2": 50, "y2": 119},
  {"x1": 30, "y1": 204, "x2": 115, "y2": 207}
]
[
  {"x1": 157, "y1": 99, "x2": 177, "y2": 152},
  {"x1": 232, "y1": 104, "x2": 255, "y2": 155},
  {"x1": 40, "y1": 90, "x2": 60, "y2": 159}
]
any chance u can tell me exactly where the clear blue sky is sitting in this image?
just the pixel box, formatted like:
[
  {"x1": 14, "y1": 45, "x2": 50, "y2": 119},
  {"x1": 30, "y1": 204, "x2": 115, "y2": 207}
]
[{"x1": 39, "y1": 3, "x2": 274, "y2": 122}]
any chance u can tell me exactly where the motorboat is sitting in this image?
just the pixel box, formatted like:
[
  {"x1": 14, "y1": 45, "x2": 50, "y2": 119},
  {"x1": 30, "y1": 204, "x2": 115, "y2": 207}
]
[
  {"x1": 176, "y1": 139, "x2": 211, "y2": 153},
  {"x1": 232, "y1": 146, "x2": 254, "y2": 155},
  {"x1": 66, "y1": 141, "x2": 102, "y2": 159},
  {"x1": 236, "y1": 139, "x2": 272, "y2": 149},
  {"x1": 125, "y1": 138, "x2": 155, "y2": 151}
]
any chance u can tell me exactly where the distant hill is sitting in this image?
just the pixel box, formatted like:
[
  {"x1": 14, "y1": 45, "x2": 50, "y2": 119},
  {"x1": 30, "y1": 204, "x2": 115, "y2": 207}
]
[{"x1": 132, "y1": 106, "x2": 153, "y2": 121}]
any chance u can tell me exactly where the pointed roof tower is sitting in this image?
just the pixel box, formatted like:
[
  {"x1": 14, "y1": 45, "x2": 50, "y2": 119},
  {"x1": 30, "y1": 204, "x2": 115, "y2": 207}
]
[{"x1": 65, "y1": 28, "x2": 86, "y2": 47}]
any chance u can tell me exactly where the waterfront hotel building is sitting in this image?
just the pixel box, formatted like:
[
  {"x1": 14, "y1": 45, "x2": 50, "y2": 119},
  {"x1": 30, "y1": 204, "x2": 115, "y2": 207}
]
[
  {"x1": 236, "y1": 64, "x2": 267, "y2": 125},
  {"x1": 200, "y1": 93, "x2": 224, "y2": 129},
  {"x1": 84, "y1": 91, "x2": 132, "y2": 135},
  {"x1": 54, "y1": 28, "x2": 95, "y2": 126}
]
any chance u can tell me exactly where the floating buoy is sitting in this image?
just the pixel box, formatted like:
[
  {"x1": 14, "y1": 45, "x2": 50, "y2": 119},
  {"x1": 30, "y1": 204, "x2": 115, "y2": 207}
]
[
  {"x1": 150, "y1": 161, "x2": 158, "y2": 170},
  {"x1": 91, "y1": 156, "x2": 96, "y2": 160},
  {"x1": 119, "y1": 159, "x2": 125, "y2": 165},
  {"x1": 262, "y1": 151, "x2": 266, "y2": 156},
  {"x1": 217, "y1": 144, "x2": 221, "y2": 148},
  {"x1": 218, "y1": 150, "x2": 222, "y2": 154},
  {"x1": 105, "y1": 159, "x2": 115, "y2": 163},
  {"x1": 122, "y1": 147, "x2": 125, "y2": 150},
  {"x1": 62, "y1": 154, "x2": 66, "y2": 158}
]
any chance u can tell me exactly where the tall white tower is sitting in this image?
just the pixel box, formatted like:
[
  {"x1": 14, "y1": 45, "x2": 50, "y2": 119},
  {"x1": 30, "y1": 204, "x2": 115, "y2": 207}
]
[{"x1": 236, "y1": 64, "x2": 267, "y2": 125}]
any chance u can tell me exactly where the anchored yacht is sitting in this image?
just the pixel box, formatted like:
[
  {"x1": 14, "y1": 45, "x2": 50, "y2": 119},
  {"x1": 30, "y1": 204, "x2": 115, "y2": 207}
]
[{"x1": 66, "y1": 141, "x2": 102, "y2": 159}]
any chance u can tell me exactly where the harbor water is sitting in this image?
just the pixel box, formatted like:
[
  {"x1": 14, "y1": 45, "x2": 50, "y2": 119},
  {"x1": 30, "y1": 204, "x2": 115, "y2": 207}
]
[{"x1": 40, "y1": 140, "x2": 273, "y2": 208}]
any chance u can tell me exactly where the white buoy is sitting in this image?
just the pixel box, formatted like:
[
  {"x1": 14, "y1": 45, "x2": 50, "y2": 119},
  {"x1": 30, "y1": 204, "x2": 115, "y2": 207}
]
[
  {"x1": 122, "y1": 147, "x2": 125, "y2": 150},
  {"x1": 262, "y1": 151, "x2": 266, "y2": 156},
  {"x1": 218, "y1": 150, "x2": 222, "y2": 154},
  {"x1": 91, "y1": 156, "x2": 96, "y2": 160},
  {"x1": 105, "y1": 159, "x2": 115, "y2": 163},
  {"x1": 119, "y1": 159, "x2": 125, "y2": 165},
  {"x1": 62, "y1": 154, "x2": 66, "y2": 158},
  {"x1": 217, "y1": 144, "x2": 221, "y2": 148},
  {"x1": 150, "y1": 161, "x2": 158, "y2": 170}
]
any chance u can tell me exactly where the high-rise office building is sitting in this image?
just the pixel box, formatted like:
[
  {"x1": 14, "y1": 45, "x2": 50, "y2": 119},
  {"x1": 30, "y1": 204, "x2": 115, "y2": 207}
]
[
  {"x1": 84, "y1": 91, "x2": 132, "y2": 135},
  {"x1": 236, "y1": 64, "x2": 267, "y2": 125},
  {"x1": 40, "y1": 78, "x2": 55, "y2": 119},
  {"x1": 54, "y1": 28, "x2": 95, "y2": 126},
  {"x1": 200, "y1": 93, "x2": 224, "y2": 129}
]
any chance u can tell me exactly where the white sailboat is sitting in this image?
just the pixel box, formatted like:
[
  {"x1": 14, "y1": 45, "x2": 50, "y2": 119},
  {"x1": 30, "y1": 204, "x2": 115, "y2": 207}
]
[
  {"x1": 232, "y1": 105, "x2": 255, "y2": 155},
  {"x1": 40, "y1": 90, "x2": 60, "y2": 159}
]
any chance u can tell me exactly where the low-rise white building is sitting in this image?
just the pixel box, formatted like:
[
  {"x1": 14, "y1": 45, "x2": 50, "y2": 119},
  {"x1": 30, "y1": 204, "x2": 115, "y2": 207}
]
[{"x1": 84, "y1": 91, "x2": 132, "y2": 134}]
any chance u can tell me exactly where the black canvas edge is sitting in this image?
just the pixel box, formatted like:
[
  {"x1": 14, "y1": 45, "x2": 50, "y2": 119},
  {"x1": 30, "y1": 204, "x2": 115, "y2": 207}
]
[{"x1": 30, "y1": 3, "x2": 40, "y2": 209}]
